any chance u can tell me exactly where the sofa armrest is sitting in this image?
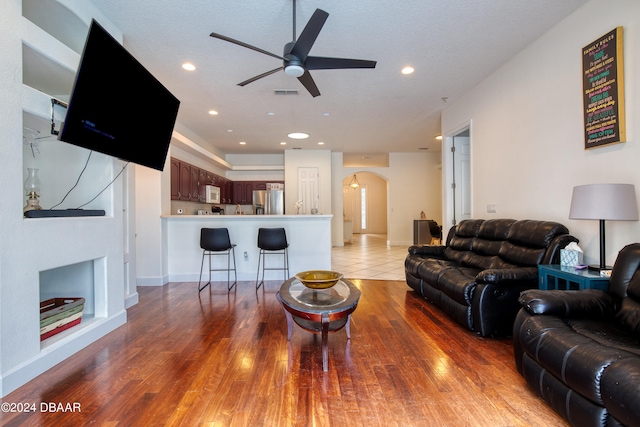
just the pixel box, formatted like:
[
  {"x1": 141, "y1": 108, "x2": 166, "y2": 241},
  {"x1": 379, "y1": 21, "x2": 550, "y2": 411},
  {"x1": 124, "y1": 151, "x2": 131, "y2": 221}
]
[
  {"x1": 476, "y1": 267, "x2": 538, "y2": 285},
  {"x1": 408, "y1": 245, "x2": 446, "y2": 257},
  {"x1": 518, "y1": 289, "x2": 618, "y2": 318}
]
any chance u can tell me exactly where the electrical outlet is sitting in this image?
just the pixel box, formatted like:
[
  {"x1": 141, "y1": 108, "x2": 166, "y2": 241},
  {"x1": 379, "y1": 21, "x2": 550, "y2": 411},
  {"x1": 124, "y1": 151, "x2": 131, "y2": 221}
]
[{"x1": 244, "y1": 251, "x2": 248, "y2": 261}]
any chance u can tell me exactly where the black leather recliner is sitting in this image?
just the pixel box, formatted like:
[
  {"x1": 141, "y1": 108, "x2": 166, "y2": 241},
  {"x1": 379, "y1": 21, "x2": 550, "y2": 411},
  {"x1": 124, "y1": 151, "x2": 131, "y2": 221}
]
[{"x1": 514, "y1": 243, "x2": 640, "y2": 427}]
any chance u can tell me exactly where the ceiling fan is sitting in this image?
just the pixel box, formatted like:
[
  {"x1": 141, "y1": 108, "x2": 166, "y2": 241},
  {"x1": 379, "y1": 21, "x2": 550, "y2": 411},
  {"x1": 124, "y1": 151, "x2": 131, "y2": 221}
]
[{"x1": 209, "y1": 0, "x2": 377, "y2": 97}]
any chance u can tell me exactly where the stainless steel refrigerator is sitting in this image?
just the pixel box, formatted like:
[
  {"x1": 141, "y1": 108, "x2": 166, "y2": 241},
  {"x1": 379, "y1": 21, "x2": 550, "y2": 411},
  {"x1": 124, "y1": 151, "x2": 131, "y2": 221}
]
[{"x1": 252, "y1": 190, "x2": 284, "y2": 215}]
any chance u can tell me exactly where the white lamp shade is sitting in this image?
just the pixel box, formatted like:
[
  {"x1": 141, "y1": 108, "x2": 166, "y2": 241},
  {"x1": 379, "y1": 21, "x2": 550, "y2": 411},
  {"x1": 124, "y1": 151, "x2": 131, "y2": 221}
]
[{"x1": 569, "y1": 184, "x2": 639, "y2": 221}]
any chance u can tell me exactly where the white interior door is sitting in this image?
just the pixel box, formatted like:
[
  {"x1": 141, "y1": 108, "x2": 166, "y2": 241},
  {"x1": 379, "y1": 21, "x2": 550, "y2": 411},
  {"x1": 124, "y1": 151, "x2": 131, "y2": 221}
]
[
  {"x1": 453, "y1": 134, "x2": 471, "y2": 223},
  {"x1": 297, "y1": 167, "x2": 319, "y2": 214}
]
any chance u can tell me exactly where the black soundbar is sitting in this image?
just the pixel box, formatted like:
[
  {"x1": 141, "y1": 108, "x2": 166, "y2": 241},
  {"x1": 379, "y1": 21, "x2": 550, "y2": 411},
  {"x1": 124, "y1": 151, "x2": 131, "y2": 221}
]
[{"x1": 24, "y1": 209, "x2": 106, "y2": 218}]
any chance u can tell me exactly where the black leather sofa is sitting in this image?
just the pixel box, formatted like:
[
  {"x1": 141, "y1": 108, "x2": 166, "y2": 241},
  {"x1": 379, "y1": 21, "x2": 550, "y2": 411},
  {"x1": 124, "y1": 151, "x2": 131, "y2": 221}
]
[
  {"x1": 405, "y1": 218, "x2": 577, "y2": 337},
  {"x1": 514, "y1": 243, "x2": 640, "y2": 427}
]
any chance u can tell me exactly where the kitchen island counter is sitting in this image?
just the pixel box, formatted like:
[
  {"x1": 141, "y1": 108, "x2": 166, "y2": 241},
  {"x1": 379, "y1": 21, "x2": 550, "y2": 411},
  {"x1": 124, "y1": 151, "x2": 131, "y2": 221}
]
[{"x1": 159, "y1": 214, "x2": 333, "y2": 284}]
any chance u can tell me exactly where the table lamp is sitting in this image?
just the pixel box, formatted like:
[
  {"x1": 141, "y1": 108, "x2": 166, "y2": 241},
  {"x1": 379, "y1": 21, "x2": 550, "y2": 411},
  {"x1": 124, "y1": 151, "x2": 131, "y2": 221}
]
[{"x1": 569, "y1": 183, "x2": 639, "y2": 271}]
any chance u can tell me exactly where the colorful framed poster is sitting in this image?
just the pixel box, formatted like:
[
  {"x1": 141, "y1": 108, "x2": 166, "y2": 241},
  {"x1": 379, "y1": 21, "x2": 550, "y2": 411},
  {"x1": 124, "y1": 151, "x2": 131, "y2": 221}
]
[{"x1": 582, "y1": 27, "x2": 625, "y2": 149}]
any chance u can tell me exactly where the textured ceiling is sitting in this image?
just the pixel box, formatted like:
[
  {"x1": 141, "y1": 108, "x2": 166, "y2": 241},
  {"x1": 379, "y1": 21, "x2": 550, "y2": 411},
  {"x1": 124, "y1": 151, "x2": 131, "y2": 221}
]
[{"x1": 87, "y1": 0, "x2": 588, "y2": 156}]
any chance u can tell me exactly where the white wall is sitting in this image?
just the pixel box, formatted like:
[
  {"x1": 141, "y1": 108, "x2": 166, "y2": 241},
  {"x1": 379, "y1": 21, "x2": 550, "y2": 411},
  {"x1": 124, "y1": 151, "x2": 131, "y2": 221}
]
[
  {"x1": 284, "y1": 149, "x2": 333, "y2": 215},
  {"x1": 1, "y1": 0, "x2": 128, "y2": 396},
  {"x1": 346, "y1": 172, "x2": 388, "y2": 234},
  {"x1": 441, "y1": 0, "x2": 640, "y2": 267},
  {"x1": 332, "y1": 152, "x2": 442, "y2": 246},
  {"x1": 225, "y1": 153, "x2": 284, "y2": 182},
  {"x1": 134, "y1": 162, "x2": 165, "y2": 285}
]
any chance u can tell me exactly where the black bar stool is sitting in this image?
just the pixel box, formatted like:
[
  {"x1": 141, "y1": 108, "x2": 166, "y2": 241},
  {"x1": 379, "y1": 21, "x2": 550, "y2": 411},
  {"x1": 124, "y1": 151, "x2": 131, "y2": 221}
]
[
  {"x1": 256, "y1": 228, "x2": 289, "y2": 289},
  {"x1": 198, "y1": 228, "x2": 237, "y2": 292}
]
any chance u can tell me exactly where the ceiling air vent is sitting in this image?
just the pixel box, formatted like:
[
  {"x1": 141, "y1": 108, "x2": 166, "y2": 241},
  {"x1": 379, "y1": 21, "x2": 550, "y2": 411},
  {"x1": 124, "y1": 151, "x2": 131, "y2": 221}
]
[{"x1": 274, "y1": 90, "x2": 299, "y2": 95}]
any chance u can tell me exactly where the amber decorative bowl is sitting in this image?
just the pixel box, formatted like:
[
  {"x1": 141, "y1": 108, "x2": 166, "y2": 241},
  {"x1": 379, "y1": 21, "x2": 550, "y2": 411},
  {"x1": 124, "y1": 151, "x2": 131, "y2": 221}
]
[{"x1": 295, "y1": 270, "x2": 343, "y2": 289}]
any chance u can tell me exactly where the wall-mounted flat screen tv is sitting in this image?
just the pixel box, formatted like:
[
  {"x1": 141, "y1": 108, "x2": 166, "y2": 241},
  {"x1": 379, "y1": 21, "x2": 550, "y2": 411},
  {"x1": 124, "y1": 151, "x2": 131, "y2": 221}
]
[{"x1": 59, "y1": 19, "x2": 180, "y2": 171}]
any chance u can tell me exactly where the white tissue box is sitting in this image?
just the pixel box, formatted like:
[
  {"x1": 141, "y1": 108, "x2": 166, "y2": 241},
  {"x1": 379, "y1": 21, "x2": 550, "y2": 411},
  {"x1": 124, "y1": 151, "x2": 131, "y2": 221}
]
[{"x1": 560, "y1": 249, "x2": 583, "y2": 267}]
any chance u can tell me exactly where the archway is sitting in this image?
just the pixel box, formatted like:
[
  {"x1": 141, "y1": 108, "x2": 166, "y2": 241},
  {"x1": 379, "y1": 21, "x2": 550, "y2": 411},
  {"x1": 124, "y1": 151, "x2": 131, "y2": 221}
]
[{"x1": 342, "y1": 172, "x2": 388, "y2": 239}]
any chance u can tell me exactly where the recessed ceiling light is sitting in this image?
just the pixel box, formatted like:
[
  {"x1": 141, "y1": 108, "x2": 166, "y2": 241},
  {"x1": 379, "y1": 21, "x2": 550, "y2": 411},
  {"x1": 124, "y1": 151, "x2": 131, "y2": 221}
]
[
  {"x1": 322, "y1": 112, "x2": 330, "y2": 116},
  {"x1": 182, "y1": 63, "x2": 196, "y2": 71},
  {"x1": 318, "y1": 142, "x2": 325, "y2": 145},
  {"x1": 267, "y1": 112, "x2": 275, "y2": 116},
  {"x1": 208, "y1": 110, "x2": 218, "y2": 116},
  {"x1": 401, "y1": 66, "x2": 415, "y2": 75},
  {"x1": 288, "y1": 132, "x2": 309, "y2": 139},
  {"x1": 435, "y1": 135, "x2": 443, "y2": 140},
  {"x1": 227, "y1": 129, "x2": 233, "y2": 133},
  {"x1": 239, "y1": 141, "x2": 246, "y2": 145},
  {"x1": 280, "y1": 142, "x2": 287, "y2": 145}
]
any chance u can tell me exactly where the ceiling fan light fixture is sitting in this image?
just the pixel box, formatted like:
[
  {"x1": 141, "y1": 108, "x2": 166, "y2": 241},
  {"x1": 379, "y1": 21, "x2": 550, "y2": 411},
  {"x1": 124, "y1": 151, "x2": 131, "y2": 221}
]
[{"x1": 284, "y1": 64, "x2": 305, "y2": 77}]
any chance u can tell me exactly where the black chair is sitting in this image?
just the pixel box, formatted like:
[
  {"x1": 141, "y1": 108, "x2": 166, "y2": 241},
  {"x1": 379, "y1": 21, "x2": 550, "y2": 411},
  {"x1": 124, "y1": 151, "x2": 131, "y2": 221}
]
[
  {"x1": 428, "y1": 220, "x2": 442, "y2": 245},
  {"x1": 198, "y1": 228, "x2": 237, "y2": 292},
  {"x1": 256, "y1": 228, "x2": 289, "y2": 289}
]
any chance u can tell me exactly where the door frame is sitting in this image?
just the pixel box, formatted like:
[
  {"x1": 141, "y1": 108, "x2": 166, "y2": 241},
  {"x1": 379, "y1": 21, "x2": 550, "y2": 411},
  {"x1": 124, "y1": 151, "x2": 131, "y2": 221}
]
[{"x1": 442, "y1": 120, "x2": 473, "y2": 238}]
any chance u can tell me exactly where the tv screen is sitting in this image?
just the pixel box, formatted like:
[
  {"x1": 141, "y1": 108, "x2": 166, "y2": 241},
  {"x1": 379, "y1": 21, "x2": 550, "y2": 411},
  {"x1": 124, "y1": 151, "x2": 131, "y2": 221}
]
[{"x1": 60, "y1": 19, "x2": 180, "y2": 171}]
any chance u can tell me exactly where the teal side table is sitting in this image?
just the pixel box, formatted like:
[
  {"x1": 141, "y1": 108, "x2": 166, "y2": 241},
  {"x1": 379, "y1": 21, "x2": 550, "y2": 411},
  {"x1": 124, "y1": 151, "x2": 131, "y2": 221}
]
[{"x1": 538, "y1": 264, "x2": 610, "y2": 291}]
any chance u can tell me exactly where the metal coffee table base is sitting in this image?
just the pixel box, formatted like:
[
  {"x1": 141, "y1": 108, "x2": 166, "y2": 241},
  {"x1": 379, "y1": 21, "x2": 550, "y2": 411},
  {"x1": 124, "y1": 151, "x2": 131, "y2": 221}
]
[{"x1": 275, "y1": 278, "x2": 360, "y2": 372}]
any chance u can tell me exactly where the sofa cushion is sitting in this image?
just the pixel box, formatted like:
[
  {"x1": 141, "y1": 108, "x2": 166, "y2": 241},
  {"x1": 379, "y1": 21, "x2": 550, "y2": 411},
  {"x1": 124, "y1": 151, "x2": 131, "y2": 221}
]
[
  {"x1": 499, "y1": 220, "x2": 569, "y2": 267},
  {"x1": 609, "y1": 243, "x2": 640, "y2": 299},
  {"x1": 404, "y1": 254, "x2": 425, "y2": 276},
  {"x1": 518, "y1": 314, "x2": 638, "y2": 405},
  {"x1": 463, "y1": 252, "x2": 496, "y2": 270},
  {"x1": 601, "y1": 358, "x2": 640, "y2": 426},
  {"x1": 438, "y1": 267, "x2": 479, "y2": 305},
  {"x1": 455, "y1": 219, "x2": 484, "y2": 238},
  {"x1": 569, "y1": 318, "x2": 640, "y2": 357},
  {"x1": 507, "y1": 220, "x2": 570, "y2": 248},
  {"x1": 417, "y1": 258, "x2": 458, "y2": 289},
  {"x1": 615, "y1": 297, "x2": 640, "y2": 337},
  {"x1": 498, "y1": 242, "x2": 547, "y2": 267},
  {"x1": 477, "y1": 218, "x2": 516, "y2": 243}
]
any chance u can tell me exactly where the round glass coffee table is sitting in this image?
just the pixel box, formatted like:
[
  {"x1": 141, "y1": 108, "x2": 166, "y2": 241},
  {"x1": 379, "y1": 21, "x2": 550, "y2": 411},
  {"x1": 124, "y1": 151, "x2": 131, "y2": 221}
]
[{"x1": 276, "y1": 276, "x2": 361, "y2": 371}]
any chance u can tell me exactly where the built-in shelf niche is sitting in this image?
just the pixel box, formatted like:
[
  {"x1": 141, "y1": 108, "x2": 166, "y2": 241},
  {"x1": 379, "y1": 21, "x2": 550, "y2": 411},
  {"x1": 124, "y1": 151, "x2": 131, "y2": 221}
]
[
  {"x1": 39, "y1": 257, "x2": 106, "y2": 348},
  {"x1": 22, "y1": 43, "x2": 75, "y2": 101},
  {"x1": 22, "y1": 0, "x2": 88, "y2": 54}
]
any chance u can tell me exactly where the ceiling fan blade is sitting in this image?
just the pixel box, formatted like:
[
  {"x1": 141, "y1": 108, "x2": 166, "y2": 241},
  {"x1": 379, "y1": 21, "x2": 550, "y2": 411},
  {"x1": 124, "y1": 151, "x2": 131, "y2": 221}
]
[
  {"x1": 210, "y1": 32, "x2": 284, "y2": 61},
  {"x1": 297, "y1": 70, "x2": 321, "y2": 97},
  {"x1": 290, "y1": 9, "x2": 329, "y2": 62},
  {"x1": 305, "y1": 56, "x2": 377, "y2": 70},
  {"x1": 237, "y1": 67, "x2": 283, "y2": 86}
]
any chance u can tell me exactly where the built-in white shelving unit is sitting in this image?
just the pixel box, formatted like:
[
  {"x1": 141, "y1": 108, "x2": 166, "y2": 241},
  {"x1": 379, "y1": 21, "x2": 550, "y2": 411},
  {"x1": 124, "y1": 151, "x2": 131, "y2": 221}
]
[{"x1": 0, "y1": 0, "x2": 134, "y2": 397}]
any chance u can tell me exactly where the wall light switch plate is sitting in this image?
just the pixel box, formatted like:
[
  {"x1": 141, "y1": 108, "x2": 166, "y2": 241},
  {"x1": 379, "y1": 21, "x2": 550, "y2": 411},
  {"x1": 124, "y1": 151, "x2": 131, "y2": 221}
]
[{"x1": 486, "y1": 204, "x2": 497, "y2": 213}]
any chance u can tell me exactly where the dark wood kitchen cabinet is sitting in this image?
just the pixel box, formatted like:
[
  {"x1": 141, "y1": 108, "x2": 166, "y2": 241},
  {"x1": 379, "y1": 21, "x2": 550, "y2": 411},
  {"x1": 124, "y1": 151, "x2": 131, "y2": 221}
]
[
  {"x1": 220, "y1": 178, "x2": 233, "y2": 204},
  {"x1": 171, "y1": 158, "x2": 283, "y2": 205},
  {"x1": 170, "y1": 158, "x2": 180, "y2": 200},
  {"x1": 178, "y1": 161, "x2": 191, "y2": 201},
  {"x1": 233, "y1": 182, "x2": 254, "y2": 204}
]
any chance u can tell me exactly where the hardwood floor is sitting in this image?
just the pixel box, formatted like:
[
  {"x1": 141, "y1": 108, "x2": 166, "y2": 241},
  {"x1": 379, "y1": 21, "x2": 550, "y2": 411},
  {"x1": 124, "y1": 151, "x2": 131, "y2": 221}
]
[{"x1": 1, "y1": 280, "x2": 567, "y2": 426}]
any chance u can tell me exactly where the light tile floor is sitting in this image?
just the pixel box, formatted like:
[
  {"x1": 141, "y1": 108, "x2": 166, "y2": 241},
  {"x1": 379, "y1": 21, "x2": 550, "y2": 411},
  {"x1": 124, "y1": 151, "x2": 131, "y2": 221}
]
[{"x1": 331, "y1": 233, "x2": 409, "y2": 281}]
